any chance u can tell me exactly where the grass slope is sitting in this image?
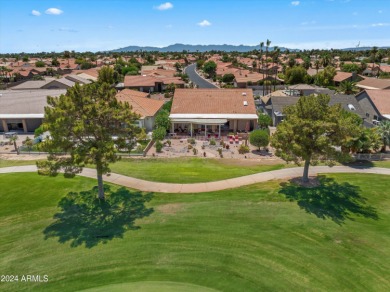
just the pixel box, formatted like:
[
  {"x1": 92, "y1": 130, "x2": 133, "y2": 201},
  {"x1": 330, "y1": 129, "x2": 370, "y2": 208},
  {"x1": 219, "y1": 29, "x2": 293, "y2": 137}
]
[
  {"x1": 108, "y1": 158, "x2": 284, "y2": 183},
  {"x1": 0, "y1": 173, "x2": 389, "y2": 291},
  {"x1": 1, "y1": 157, "x2": 389, "y2": 183}
]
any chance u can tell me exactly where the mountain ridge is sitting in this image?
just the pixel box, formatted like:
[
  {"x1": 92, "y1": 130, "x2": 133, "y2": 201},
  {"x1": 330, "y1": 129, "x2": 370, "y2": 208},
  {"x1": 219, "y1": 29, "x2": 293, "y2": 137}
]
[{"x1": 112, "y1": 43, "x2": 390, "y2": 53}]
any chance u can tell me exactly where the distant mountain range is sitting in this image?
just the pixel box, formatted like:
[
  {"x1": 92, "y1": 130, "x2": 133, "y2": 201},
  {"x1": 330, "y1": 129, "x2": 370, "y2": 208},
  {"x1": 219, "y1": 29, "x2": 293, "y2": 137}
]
[
  {"x1": 341, "y1": 46, "x2": 390, "y2": 51},
  {"x1": 112, "y1": 43, "x2": 390, "y2": 53},
  {"x1": 112, "y1": 43, "x2": 296, "y2": 53}
]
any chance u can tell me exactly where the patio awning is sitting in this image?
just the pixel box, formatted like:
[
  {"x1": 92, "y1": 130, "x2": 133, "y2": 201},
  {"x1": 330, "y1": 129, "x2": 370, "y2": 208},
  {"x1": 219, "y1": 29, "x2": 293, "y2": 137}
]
[{"x1": 171, "y1": 118, "x2": 228, "y2": 125}]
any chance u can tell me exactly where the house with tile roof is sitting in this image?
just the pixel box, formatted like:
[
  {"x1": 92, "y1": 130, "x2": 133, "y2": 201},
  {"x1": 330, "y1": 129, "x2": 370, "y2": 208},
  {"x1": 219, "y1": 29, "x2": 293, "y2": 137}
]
[
  {"x1": 0, "y1": 89, "x2": 66, "y2": 133},
  {"x1": 333, "y1": 71, "x2": 357, "y2": 85},
  {"x1": 11, "y1": 76, "x2": 90, "y2": 90},
  {"x1": 356, "y1": 78, "x2": 390, "y2": 90},
  {"x1": 124, "y1": 75, "x2": 185, "y2": 93},
  {"x1": 355, "y1": 90, "x2": 390, "y2": 125},
  {"x1": 169, "y1": 88, "x2": 258, "y2": 137},
  {"x1": 270, "y1": 94, "x2": 366, "y2": 126},
  {"x1": 116, "y1": 89, "x2": 164, "y2": 131}
]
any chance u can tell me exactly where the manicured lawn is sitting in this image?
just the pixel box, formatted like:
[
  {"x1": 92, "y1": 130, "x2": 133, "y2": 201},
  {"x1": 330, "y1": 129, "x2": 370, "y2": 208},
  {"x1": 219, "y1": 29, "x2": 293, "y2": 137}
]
[
  {"x1": 108, "y1": 157, "x2": 285, "y2": 183},
  {"x1": 2, "y1": 157, "x2": 389, "y2": 184},
  {"x1": 372, "y1": 160, "x2": 390, "y2": 168},
  {"x1": 1, "y1": 173, "x2": 389, "y2": 291},
  {"x1": 0, "y1": 159, "x2": 38, "y2": 168}
]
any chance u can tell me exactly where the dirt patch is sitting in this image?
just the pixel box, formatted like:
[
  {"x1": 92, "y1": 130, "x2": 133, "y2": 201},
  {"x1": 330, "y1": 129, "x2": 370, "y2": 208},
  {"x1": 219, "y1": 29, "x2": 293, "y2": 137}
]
[
  {"x1": 290, "y1": 176, "x2": 321, "y2": 188},
  {"x1": 156, "y1": 203, "x2": 185, "y2": 215}
]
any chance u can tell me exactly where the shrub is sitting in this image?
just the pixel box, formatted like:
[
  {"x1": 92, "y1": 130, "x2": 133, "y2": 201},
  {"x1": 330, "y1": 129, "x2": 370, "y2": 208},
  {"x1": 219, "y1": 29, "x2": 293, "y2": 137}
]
[
  {"x1": 187, "y1": 138, "x2": 196, "y2": 145},
  {"x1": 222, "y1": 73, "x2": 235, "y2": 83},
  {"x1": 193, "y1": 148, "x2": 198, "y2": 155},
  {"x1": 152, "y1": 127, "x2": 166, "y2": 141},
  {"x1": 34, "y1": 125, "x2": 44, "y2": 137},
  {"x1": 238, "y1": 144, "x2": 250, "y2": 154},
  {"x1": 155, "y1": 140, "x2": 163, "y2": 153},
  {"x1": 258, "y1": 114, "x2": 273, "y2": 129},
  {"x1": 188, "y1": 144, "x2": 193, "y2": 150},
  {"x1": 209, "y1": 138, "x2": 216, "y2": 146},
  {"x1": 166, "y1": 139, "x2": 172, "y2": 147},
  {"x1": 35, "y1": 60, "x2": 45, "y2": 67},
  {"x1": 250, "y1": 129, "x2": 270, "y2": 150},
  {"x1": 135, "y1": 145, "x2": 144, "y2": 153}
]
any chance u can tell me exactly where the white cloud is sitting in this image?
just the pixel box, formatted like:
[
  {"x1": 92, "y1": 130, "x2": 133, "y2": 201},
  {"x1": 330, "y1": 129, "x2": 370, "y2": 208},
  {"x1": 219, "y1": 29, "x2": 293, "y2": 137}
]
[
  {"x1": 45, "y1": 8, "x2": 63, "y2": 15},
  {"x1": 155, "y1": 2, "x2": 173, "y2": 10},
  {"x1": 31, "y1": 10, "x2": 41, "y2": 16},
  {"x1": 198, "y1": 20, "x2": 211, "y2": 27},
  {"x1": 378, "y1": 10, "x2": 383, "y2": 13},
  {"x1": 371, "y1": 23, "x2": 390, "y2": 27},
  {"x1": 291, "y1": 1, "x2": 300, "y2": 6}
]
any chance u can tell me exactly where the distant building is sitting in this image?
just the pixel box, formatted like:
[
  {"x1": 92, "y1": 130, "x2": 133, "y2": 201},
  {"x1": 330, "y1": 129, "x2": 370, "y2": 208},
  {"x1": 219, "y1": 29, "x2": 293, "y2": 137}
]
[
  {"x1": 0, "y1": 89, "x2": 66, "y2": 133},
  {"x1": 123, "y1": 75, "x2": 185, "y2": 93}
]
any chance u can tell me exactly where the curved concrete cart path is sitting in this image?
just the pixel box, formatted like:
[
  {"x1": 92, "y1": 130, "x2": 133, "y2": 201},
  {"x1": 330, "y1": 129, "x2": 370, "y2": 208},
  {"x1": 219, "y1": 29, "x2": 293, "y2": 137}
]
[{"x1": 1, "y1": 165, "x2": 389, "y2": 193}]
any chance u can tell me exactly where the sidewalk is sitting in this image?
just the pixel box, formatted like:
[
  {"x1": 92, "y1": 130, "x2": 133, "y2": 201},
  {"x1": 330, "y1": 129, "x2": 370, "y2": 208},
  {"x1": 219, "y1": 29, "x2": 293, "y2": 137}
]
[{"x1": 1, "y1": 165, "x2": 389, "y2": 193}]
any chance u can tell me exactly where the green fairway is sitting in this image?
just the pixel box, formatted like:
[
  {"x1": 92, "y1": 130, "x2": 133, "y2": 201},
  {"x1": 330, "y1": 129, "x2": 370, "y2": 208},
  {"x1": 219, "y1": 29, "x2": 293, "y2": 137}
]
[
  {"x1": 0, "y1": 159, "x2": 38, "y2": 168},
  {"x1": 1, "y1": 157, "x2": 390, "y2": 184},
  {"x1": 80, "y1": 281, "x2": 219, "y2": 292},
  {"x1": 0, "y1": 173, "x2": 389, "y2": 291},
  {"x1": 108, "y1": 157, "x2": 285, "y2": 183}
]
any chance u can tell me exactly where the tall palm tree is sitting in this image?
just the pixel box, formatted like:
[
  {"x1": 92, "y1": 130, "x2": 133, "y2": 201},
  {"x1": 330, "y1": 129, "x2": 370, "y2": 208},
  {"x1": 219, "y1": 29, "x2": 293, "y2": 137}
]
[
  {"x1": 63, "y1": 51, "x2": 71, "y2": 67},
  {"x1": 260, "y1": 42, "x2": 264, "y2": 95},
  {"x1": 314, "y1": 59, "x2": 320, "y2": 74},
  {"x1": 377, "y1": 120, "x2": 390, "y2": 152},
  {"x1": 265, "y1": 39, "x2": 271, "y2": 95},
  {"x1": 272, "y1": 46, "x2": 280, "y2": 91}
]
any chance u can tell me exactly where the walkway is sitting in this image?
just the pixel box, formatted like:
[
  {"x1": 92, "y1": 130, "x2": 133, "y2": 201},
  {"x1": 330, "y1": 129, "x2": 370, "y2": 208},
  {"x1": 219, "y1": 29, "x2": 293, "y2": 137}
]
[
  {"x1": 1, "y1": 165, "x2": 389, "y2": 193},
  {"x1": 184, "y1": 64, "x2": 218, "y2": 88}
]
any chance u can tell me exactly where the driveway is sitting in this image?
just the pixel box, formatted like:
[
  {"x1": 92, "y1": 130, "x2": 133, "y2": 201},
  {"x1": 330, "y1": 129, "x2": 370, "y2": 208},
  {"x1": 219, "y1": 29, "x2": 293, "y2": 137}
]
[{"x1": 184, "y1": 64, "x2": 218, "y2": 88}]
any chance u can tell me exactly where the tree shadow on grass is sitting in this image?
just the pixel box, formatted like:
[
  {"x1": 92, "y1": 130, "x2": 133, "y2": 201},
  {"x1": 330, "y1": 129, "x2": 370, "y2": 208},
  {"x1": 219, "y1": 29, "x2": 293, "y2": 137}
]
[
  {"x1": 279, "y1": 176, "x2": 378, "y2": 225},
  {"x1": 43, "y1": 185, "x2": 154, "y2": 248}
]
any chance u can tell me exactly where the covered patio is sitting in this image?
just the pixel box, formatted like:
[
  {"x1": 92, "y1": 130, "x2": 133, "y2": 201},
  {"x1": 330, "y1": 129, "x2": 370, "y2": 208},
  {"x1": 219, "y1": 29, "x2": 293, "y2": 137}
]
[{"x1": 170, "y1": 118, "x2": 227, "y2": 138}]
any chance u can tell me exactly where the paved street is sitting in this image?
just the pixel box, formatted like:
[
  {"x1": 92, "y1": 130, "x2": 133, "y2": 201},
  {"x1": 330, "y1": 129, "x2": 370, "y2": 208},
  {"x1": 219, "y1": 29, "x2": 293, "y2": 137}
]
[
  {"x1": 184, "y1": 63, "x2": 218, "y2": 88},
  {"x1": 1, "y1": 165, "x2": 389, "y2": 193}
]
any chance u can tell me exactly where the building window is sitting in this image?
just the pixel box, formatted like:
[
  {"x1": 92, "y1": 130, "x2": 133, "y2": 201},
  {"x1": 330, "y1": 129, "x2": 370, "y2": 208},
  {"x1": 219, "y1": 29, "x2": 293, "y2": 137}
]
[
  {"x1": 366, "y1": 113, "x2": 369, "y2": 118},
  {"x1": 374, "y1": 115, "x2": 378, "y2": 120}
]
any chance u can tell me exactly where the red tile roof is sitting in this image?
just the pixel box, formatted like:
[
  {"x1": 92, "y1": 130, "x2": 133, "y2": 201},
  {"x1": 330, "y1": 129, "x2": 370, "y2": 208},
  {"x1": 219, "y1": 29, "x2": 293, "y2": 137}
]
[
  {"x1": 171, "y1": 88, "x2": 257, "y2": 115},
  {"x1": 357, "y1": 78, "x2": 390, "y2": 90},
  {"x1": 116, "y1": 89, "x2": 164, "y2": 117},
  {"x1": 364, "y1": 90, "x2": 390, "y2": 115},
  {"x1": 334, "y1": 71, "x2": 353, "y2": 83},
  {"x1": 124, "y1": 75, "x2": 185, "y2": 87}
]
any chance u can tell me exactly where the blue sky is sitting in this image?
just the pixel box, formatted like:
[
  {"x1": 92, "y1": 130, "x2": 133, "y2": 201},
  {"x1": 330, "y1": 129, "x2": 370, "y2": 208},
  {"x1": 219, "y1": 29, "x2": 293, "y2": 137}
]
[{"x1": 1, "y1": 0, "x2": 389, "y2": 53}]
